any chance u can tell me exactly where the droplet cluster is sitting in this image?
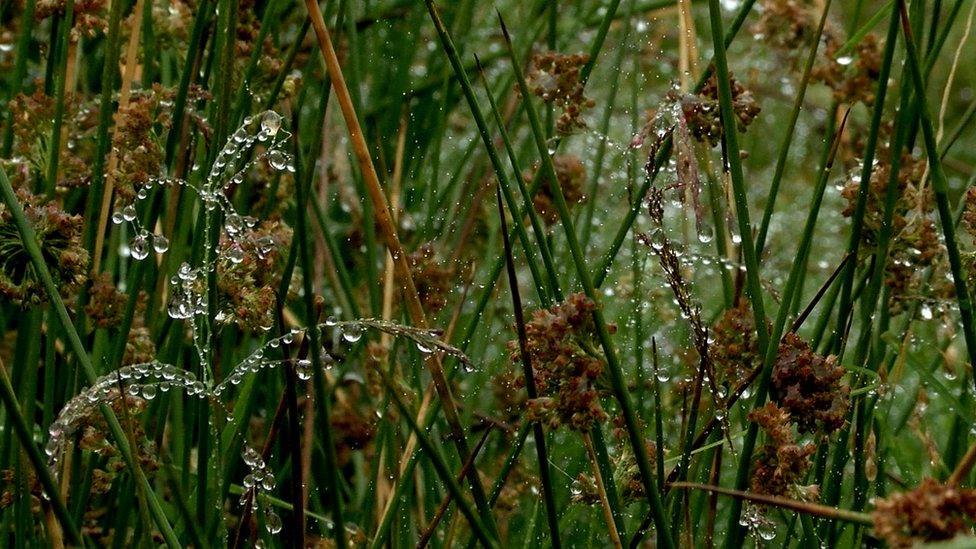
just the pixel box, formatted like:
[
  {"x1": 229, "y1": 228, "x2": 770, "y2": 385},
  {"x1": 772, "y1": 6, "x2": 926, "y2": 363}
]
[
  {"x1": 45, "y1": 362, "x2": 205, "y2": 475},
  {"x1": 239, "y1": 445, "x2": 282, "y2": 534}
]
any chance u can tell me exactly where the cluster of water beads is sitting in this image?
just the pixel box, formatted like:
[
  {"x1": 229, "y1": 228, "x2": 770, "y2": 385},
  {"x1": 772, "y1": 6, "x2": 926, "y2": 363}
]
[
  {"x1": 739, "y1": 504, "x2": 777, "y2": 542},
  {"x1": 213, "y1": 345, "x2": 328, "y2": 397},
  {"x1": 240, "y1": 445, "x2": 282, "y2": 534},
  {"x1": 325, "y1": 317, "x2": 474, "y2": 369},
  {"x1": 111, "y1": 179, "x2": 172, "y2": 260},
  {"x1": 115, "y1": 114, "x2": 290, "y2": 258},
  {"x1": 45, "y1": 361, "x2": 206, "y2": 476},
  {"x1": 212, "y1": 319, "x2": 471, "y2": 396}
]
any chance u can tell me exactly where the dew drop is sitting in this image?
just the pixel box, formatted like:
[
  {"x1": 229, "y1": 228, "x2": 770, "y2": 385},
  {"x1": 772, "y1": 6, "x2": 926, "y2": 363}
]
[
  {"x1": 225, "y1": 213, "x2": 244, "y2": 236},
  {"x1": 130, "y1": 234, "x2": 150, "y2": 260},
  {"x1": 122, "y1": 204, "x2": 137, "y2": 222},
  {"x1": 255, "y1": 236, "x2": 275, "y2": 258},
  {"x1": 268, "y1": 150, "x2": 288, "y2": 170},
  {"x1": 227, "y1": 244, "x2": 245, "y2": 264},
  {"x1": 264, "y1": 510, "x2": 282, "y2": 534},
  {"x1": 341, "y1": 325, "x2": 363, "y2": 343},
  {"x1": 697, "y1": 225, "x2": 714, "y2": 244},
  {"x1": 153, "y1": 234, "x2": 170, "y2": 254},
  {"x1": 261, "y1": 111, "x2": 281, "y2": 136},
  {"x1": 920, "y1": 305, "x2": 933, "y2": 320}
]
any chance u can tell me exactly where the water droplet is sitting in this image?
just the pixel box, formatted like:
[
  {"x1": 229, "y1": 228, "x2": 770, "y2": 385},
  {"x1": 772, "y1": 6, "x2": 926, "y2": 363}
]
[
  {"x1": 836, "y1": 55, "x2": 853, "y2": 66},
  {"x1": 112, "y1": 211, "x2": 124, "y2": 224},
  {"x1": 227, "y1": 244, "x2": 245, "y2": 264},
  {"x1": 296, "y1": 359, "x2": 312, "y2": 380},
  {"x1": 142, "y1": 385, "x2": 158, "y2": 400},
  {"x1": 130, "y1": 234, "x2": 150, "y2": 260},
  {"x1": 697, "y1": 225, "x2": 714, "y2": 244},
  {"x1": 225, "y1": 213, "x2": 244, "y2": 236},
  {"x1": 122, "y1": 204, "x2": 137, "y2": 222},
  {"x1": 178, "y1": 262, "x2": 195, "y2": 281},
  {"x1": 153, "y1": 234, "x2": 170, "y2": 253},
  {"x1": 268, "y1": 150, "x2": 287, "y2": 170},
  {"x1": 757, "y1": 521, "x2": 777, "y2": 540},
  {"x1": 920, "y1": 305, "x2": 933, "y2": 320},
  {"x1": 341, "y1": 325, "x2": 363, "y2": 343},
  {"x1": 261, "y1": 111, "x2": 281, "y2": 136},
  {"x1": 264, "y1": 509, "x2": 282, "y2": 534}
]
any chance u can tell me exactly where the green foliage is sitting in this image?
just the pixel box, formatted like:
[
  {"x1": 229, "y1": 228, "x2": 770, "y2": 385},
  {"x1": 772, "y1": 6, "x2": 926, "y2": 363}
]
[{"x1": 0, "y1": 0, "x2": 975, "y2": 547}]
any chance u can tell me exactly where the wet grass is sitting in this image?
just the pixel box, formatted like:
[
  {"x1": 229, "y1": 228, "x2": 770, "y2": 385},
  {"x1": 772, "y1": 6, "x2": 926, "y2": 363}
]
[{"x1": 0, "y1": 0, "x2": 975, "y2": 547}]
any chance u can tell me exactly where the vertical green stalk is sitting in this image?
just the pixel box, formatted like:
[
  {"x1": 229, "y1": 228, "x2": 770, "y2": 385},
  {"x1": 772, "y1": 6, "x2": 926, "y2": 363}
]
[
  {"x1": 1, "y1": 0, "x2": 37, "y2": 157},
  {"x1": 496, "y1": 186, "x2": 563, "y2": 547},
  {"x1": 897, "y1": 0, "x2": 976, "y2": 382},
  {"x1": 43, "y1": 0, "x2": 74, "y2": 197},
  {"x1": 754, "y1": 0, "x2": 834, "y2": 257},
  {"x1": 0, "y1": 166, "x2": 180, "y2": 546},
  {"x1": 292, "y1": 108, "x2": 348, "y2": 548},
  {"x1": 499, "y1": 14, "x2": 675, "y2": 548},
  {"x1": 831, "y1": 1, "x2": 901, "y2": 355}
]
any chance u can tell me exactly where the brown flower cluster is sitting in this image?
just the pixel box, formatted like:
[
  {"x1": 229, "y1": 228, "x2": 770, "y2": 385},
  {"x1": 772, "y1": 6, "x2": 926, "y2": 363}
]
[
  {"x1": 752, "y1": 0, "x2": 821, "y2": 51},
  {"x1": 8, "y1": 88, "x2": 98, "y2": 191},
  {"x1": 77, "y1": 391, "x2": 160, "y2": 495},
  {"x1": 111, "y1": 86, "x2": 172, "y2": 201},
  {"x1": 85, "y1": 272, "x2": 131, "y2": 329},
  {"x1": 408, "y1": 243, "x2": 452, "y2": 313},
  {"x1": 509, "y1": 293, "x2": 610, "y2": 431},
  {"x1": 36, "y1": 0, "x2": 107, "y2": 40},
  {"x1": 753, "y1": 0, "x2": 883, "y2": 106},
  {"x1": 234, "y1": 0, "x2": 287, "y2": 100},
  {"x1": 330, "y1": 385, "x2": 377, "y2": 468},
  {"x1": 0, "y1": 189, "x2": 88, "y2": 305},
  {"x1": 525, "y1": 52, "x2": 595, "y2": 134},
  {"x1": 84, "y1": 273, "x2": 156, "y2": 364},
  {"x1": 492, "y1": 369, "x2": 527, "y2": 426},
  {"x1": 524, "y1": 154, "x2": 587, "y2": 226},
  {"x1": 771, "y1": 332, "x2": 849, "y2": 434},
  {"x1": 0, "y1": 468, "x2": 41, "y2": 513},
  {"x1": 216, "y1": 218, "x2": 293, "y2": 331},
  {"x1": 667, "y1": 73, "x2": 761, "y2": 147},
  {"x1": 711, "y1": 300, "x2": 762, "y2": 387},
  {"x1": 872, "y1": 478, "x2": 976, "y2": 547},
  {"x1": 840, "y1": 131, "x2": 950, "y2": 313},
  {"x1": 813, "y1": 33, "x2": 883, "y2": 106},
  {"x1": 748, "y1": 403, "x2": 815, "y2": 497}
]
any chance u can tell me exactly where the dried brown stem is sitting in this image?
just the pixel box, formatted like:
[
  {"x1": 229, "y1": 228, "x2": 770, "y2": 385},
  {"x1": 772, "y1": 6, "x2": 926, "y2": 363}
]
[
  {"x1": 304, "y1": 0, "x2": 494, "y2": 533},
  {"x1": 583, "y1": 433, "x2": 624, "y2": 549}
]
